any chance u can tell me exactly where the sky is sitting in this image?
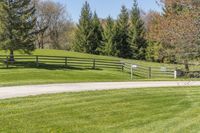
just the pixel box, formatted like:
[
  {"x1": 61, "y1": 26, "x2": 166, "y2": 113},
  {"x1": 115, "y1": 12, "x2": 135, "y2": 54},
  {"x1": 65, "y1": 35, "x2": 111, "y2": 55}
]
[{"x1": 54, "y1": 0, "x2": 162, "y2": 22}]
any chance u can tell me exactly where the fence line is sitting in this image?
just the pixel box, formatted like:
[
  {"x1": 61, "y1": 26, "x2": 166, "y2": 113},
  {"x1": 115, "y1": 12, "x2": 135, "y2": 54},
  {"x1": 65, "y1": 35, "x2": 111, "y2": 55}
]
[
  {"x1": 0, "y1": 55, "x2": 123, "y2": 70},
  {"x1": 0, "y1": 55, "x2": 179, "y2": 79},
  {"x1": 122, "y1": 61, "x2": 175, "y2": 79}
]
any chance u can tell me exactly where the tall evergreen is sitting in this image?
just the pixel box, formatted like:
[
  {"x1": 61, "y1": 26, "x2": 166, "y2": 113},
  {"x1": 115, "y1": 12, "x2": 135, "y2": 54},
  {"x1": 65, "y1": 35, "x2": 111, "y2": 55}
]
[
  {"x1": 115, "y1": 5, "x2": 132, "y2": 58},
  {"x1": 129, "y1": 0, "x2": 147, "y2": 60},
  {"x1": 0, "y1": 2, "x2": 5, "y2": 36},
  {"x1": 102, "y1": 16, "x2": 116, "y2": 56},
  {"x1": 0, "y1": 0, "x2": 37, "y2": 60},
  {"x1": 91, "y1": 11, "x2": 103, "y2": 54},
  {"x1": 73, "y1": 1, "x2": 93, "y2": 53}
]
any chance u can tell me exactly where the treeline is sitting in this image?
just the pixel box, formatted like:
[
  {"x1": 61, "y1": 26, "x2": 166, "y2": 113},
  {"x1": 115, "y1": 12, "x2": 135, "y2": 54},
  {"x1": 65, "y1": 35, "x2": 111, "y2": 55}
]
[
  {"x1": 146, "y1": 0, "x2": 200, "y2": 71},
  {"x1": 73, "y1": 0, "x2": 200, "y2": 71},
  {"x1": 0, "y1": 0, "x2": 199, "y2": 71},
  {"x1": 0, "y1": 0, "x2": 74, "y2": 60},
  {"x1": 73, "y1": 1, "x2": 147, "y2": 60}
]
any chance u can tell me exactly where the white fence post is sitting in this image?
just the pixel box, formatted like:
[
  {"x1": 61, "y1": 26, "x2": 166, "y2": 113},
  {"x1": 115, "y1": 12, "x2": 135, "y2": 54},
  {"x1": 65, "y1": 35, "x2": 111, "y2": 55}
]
[{"x1": 174, "y1": 70, "x2": 177, "y2": 79}]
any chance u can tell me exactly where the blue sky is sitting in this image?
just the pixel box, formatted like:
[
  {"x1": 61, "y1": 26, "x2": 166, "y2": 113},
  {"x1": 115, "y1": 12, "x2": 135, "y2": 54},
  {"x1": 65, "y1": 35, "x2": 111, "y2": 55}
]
[{"x1": 54, "y1": 0, "x2": 162, "y2": 22}]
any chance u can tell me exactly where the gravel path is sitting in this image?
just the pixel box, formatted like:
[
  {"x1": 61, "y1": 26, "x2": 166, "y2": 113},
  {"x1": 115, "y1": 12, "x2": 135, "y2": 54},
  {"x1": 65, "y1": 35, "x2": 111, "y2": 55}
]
[{"x1": 0, "y1": 81, "x2": 200, "y2": 99}]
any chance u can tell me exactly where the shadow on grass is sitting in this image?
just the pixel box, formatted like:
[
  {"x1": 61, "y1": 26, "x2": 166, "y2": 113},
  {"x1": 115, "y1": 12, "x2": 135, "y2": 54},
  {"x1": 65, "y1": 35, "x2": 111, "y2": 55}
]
[{"x1": 0, "y1": 61, "x2": 103, "y2": 71}]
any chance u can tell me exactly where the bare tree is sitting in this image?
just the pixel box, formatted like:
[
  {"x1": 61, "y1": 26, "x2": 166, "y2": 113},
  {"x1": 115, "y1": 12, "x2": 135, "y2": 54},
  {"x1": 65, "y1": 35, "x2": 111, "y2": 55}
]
[
  {"x1": 148, "y1": 0, "x2": 200, "y2": 71},
  {"x1": 35, "y1": 0, "x2": 73, "y2": 49}
]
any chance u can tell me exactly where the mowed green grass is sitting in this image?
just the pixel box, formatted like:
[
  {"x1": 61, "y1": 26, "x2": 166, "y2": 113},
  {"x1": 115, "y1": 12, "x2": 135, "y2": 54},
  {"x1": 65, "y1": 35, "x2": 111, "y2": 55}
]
[
  {"x1": 0, "y1": 49, "x2": 198, "y2": 86},
  {"x1": 1, "y1": 86, "x2": 200, "y2": 132},
  {"x1": 0, "y1": 49, "x2": 182, "y2": 68},
  {"x1": 0, "y1": 68, "x2": 131, "y2": 86},
  {"x1": 0, "y1": 49, "x2": 180, "y2": 86}
]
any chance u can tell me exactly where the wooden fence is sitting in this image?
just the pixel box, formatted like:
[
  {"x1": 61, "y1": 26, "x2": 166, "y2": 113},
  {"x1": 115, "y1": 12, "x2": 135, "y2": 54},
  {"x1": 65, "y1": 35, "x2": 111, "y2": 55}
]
[
  {"x1": 0, "y1": 55, "x2": 123, "y2": 70},
  {"x1": 0, "y1": 55, "x2": 178, "y2": 79},
  {"x1": 123, "y1": 62, "x2": 175, "y2": 79}
]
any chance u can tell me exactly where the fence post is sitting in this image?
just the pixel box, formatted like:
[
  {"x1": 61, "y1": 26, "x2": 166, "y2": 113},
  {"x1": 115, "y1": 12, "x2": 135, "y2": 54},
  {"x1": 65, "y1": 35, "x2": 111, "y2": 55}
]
[
  {"x1": 174, "y1": 70, "x2": 177, "y2": 79},
  {"x1": 36, "y1": 56, "x2": 39, "y2": 67},
  {"x1": 131, "y1": 65, "x2": 133, "y2": 80},
  {"x1": 174, "y1": 67, "x2": 177, "y2": 79},
  {"x1": 65, "y1": 57, "x2": 68, "y2": 68},
  {"x1": 148, "y1": 67, "x2": 151, "y2": 79},
  {"x1": 6, "y1": 56, "x2": 8, "y2": 68},
  {"x1": 121, "y1": 61, "x2": 124, "y2": 72},
  {"x1": 92, "y1": 59, "x2": 96, "y2": 69}
]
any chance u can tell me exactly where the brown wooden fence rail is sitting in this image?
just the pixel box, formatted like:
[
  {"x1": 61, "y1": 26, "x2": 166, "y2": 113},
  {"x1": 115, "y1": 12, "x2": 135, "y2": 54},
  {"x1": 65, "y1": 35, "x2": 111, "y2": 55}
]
[
  {"x1": 0, "y1": 55, "x2": 178, "y2": 79},
  {"x1": 0, "y1": 55, "x2": 123, "y2": 70}
]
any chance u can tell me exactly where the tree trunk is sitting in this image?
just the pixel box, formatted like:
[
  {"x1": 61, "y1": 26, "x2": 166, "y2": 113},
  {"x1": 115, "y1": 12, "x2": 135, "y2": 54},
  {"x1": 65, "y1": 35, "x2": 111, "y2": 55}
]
[
  {"x1": 9, "y1": 49, "x2": 15, "y2": 62},
  {"x1": 184, "y1": 59, "x2": 189, "y2": 72},
  {"x1": 41, "y1": 32, "x2": 44, "y2": 49}
]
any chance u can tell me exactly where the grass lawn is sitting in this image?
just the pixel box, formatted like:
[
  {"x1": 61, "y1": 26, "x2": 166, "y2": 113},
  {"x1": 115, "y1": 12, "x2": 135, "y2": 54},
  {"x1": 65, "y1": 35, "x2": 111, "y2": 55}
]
[
  {"x1": 0, "y1": 68, "x2": 132, "y2": 86},
  {"x1": 0, "y1": 49, "x2": 184, "y2": 68},
  {"x1": 0, "y1": 49, "x2": 198, "y2": 86},
  {"x1": 1, "y1": 86, "x2": 200, "y2": 132}
]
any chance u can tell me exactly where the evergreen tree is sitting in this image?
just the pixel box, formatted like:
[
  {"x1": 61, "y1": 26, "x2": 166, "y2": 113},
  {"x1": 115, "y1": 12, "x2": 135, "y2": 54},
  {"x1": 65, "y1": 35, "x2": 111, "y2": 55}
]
[
  {"x1": 0, "y1": 2, "x2": 5, "y2": 36},
  {"x1": 73, "y1": 1, "x2": 93, "y2": 53},
  {"x1": 102, "y1": 16, "x2": 116, "y2": 56},
  {"x1": 129, "y1": 0, "x2": 147, "y2": 60},
  {"x1": 0, "y1": 0, "x2": 37, "y2": 60},
  {"x1": 115, "y1": 5, "x2": 132, "y2": 58},
  {"x1": 91, "y1": 11, "x2": 103, "y2": 54}
]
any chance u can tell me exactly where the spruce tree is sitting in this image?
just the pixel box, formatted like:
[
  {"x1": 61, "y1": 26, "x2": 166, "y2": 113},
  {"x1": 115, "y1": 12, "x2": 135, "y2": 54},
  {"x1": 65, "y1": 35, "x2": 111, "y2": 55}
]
[
  {"x1": 115, "y1": 5, "x2": 132, "y2": 58},
  {"x1": 0, "y1": 0, "x2": 37, "y2": 61},
  {"x1": 91, "y1": 11, "x2": 103, "y2": 54},
  {"x1": 102, "y1": 16, "x2": 116, "y2": 56},
  {"x1": 129, "y1": 0, "x2": 147, "y2": 60},
  {"x1": 0, "y1": 3, "x2": 5, "y2": 36},
  {"x1": 73, "y1": 1, "x2": 93, "y2": 53}
]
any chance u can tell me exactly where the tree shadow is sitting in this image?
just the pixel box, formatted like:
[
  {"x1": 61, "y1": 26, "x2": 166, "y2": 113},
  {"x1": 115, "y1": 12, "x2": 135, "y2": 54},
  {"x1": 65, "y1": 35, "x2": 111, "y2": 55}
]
[{"x1": 0, "y1": 61, "x2": 103, "y2": 71}]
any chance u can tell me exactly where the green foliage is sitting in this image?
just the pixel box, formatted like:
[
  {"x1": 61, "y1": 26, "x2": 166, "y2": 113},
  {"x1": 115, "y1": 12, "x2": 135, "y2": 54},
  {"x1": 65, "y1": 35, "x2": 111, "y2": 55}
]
[
  {"x1": 145, "y1": 41, "x2": 163, "y2": 62},
  {"x1": 101, "y1": 16, "x2": 117, "y2": 56},
  {"x1": 73, "y1": 2, "x2": 93, "y2": 53},
  {"x1": 129, "y1": 0, "x2": 147, "y2": 60},
  {"x1": 0, "y1": 0, "x2": 37, "y2": 56},
  {"x1": 115, "y1": 5, "x2": 132, "y2": 58},
  {"x1": 0, "y1": 3, "x2": 5, "y2": 38},
  {"x1": 91, "y1": 12, "x2": 103, "y2": 54},
  {"x1": 73, "y1": 1, "x2": 148, "y2": 60}
]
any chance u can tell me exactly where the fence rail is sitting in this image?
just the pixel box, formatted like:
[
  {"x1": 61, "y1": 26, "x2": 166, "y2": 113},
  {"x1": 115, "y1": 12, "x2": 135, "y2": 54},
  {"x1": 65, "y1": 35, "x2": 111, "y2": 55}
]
[
  {"x1": 0, "y1": 55, "x2": 123, "y2": 70},
  {"x1": 0, "y1": 55, "x2": 180, "y2": 79},
  {"x1": 122, "y1": 61, "x2": 175, "y2": 79}
]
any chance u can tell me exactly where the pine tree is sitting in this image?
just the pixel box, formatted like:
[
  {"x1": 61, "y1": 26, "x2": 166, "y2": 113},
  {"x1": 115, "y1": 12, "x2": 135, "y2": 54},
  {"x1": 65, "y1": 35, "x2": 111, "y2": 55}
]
[
  {"x1": 90, "y1": 11, "x2": 103, "y2": 54},
  {"x1": 0, "y1": 2, "x2": 5, "y2": 36},
  {"x1": 115, "y1": 5, "x2": 132, "y2": 58},
  {"x1": 73, "y1": 1, "x2": 93, "y2": 53},
  {"x1": 0, "y1": 0, "x2": 37, "y2": 61},
  {"x1": 129, "y1": 0, "x2": 147, "y2": 60},
  {"x1": 102, "y1": 16, "x2": 116, "y2": 56}
]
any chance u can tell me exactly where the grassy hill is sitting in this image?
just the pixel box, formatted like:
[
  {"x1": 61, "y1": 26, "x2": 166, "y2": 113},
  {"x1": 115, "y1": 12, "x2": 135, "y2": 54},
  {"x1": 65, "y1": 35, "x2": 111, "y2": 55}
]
[
  {"x1": 1, "y1": 86, "x2": 200, "y2": 132},
  {"x1": 0, "y1": 49, "x2": 180, "y2": 68},
  {"x1": 0, "y1": 49, "x2": 197, "y2": 86}
]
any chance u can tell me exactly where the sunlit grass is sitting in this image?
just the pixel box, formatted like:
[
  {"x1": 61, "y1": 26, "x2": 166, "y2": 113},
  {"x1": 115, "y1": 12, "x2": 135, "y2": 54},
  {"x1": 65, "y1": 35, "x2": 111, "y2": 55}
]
[{"x1": 1, "y1": 86, "x2": 200, "y2": 132}]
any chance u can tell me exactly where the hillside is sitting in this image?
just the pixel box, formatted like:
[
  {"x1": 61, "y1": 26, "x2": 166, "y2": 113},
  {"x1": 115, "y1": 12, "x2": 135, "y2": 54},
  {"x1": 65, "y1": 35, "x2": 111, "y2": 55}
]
[
  {"x1": 0, "y1": 49, "x2": 198, "y2": 86},
  {"x1": 0, "y1": 49, "x2": 183, "y2": 68}
]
